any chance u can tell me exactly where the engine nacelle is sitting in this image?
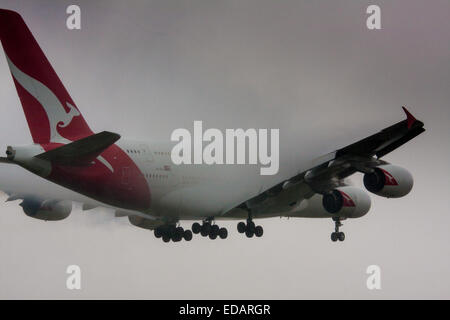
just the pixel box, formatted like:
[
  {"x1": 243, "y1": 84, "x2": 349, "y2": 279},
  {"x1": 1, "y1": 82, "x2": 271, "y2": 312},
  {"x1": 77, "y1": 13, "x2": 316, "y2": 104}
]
[
  {"x1": 363, "y1": 164, "x2": 413, "y2": 198},
  {"x1": 20, "y1": 198, "x2": 72, "y2": 221},
  {"x1": 322, "y1": 186, "x2": 371, "y2": 218}
]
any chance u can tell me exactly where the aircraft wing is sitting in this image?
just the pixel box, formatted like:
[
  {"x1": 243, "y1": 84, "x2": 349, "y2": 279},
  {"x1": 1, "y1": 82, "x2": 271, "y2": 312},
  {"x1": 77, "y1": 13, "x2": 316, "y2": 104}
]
[{"x1": 223, "y1": 107, "x2": 425, "y2": 214}]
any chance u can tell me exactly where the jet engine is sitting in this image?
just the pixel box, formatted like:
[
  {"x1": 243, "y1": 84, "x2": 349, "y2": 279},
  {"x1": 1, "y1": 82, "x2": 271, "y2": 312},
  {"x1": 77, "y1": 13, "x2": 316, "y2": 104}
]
[
  {"x1": 322, "y1": 186, "x2": 371, "y2": 218},
  {"x1": 20, "y1": 198, "x2": 72, "y2": 221},
  {"x1": 363, "y1": 164, "x2": 413, "y2": 198}
]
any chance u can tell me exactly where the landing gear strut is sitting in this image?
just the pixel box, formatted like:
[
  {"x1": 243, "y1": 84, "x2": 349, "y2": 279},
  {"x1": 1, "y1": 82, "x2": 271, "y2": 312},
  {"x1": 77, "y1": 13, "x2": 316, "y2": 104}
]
[
  {"x1": 154, "y1": 224, "x2": 193, "y2": 242},
  {"x1": 331, "y1": 217, "x2": 345, "y2": 242},
  {"x1": 237, "y1": 214, "x2": 263, "y2": 238},
  {"x1": 191, "y1": 220, "x2": 228, "y2": 240}
]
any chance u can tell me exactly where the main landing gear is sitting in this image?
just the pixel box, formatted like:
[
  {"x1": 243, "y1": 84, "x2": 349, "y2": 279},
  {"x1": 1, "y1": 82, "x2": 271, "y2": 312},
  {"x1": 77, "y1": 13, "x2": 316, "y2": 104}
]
[
  {"x1": 191, "y1": 220, "x2": 228, "y2": 240},
  {"x1": 237, "y1": 216, "x2": 263, "y2": 238},
  {"x1": 154, "y1": 224, "x2": 193, "y2": 243},
  {"x1": 331, "y1": 217, "x2": 345, "y2": 242}
]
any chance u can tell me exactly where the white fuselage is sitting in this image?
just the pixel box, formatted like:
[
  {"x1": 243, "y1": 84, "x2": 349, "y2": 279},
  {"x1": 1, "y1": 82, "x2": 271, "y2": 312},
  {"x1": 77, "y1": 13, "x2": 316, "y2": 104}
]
[{"x1": 116, "y1": 139, "x2": 333, "y2": 221}]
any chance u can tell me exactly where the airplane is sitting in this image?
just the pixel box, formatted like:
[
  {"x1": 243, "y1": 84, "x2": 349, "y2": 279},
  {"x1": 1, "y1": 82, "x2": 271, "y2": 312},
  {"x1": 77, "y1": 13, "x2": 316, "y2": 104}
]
[{"x1": 0, "y1": 9, "x2": 425, "y2": 243}]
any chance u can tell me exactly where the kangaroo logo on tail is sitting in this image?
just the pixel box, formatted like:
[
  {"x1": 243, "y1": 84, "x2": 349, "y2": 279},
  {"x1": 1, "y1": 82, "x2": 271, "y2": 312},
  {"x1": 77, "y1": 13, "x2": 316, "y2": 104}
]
[
  {"x1": 7, "y1": 55, "x2": 114, "y2": 172},
  {"x1": 6, "y1": 55, "x2": 81, "y2": 144},
  {"x1": 58, "y1": 102, "x2": 80, "y2": 128}
]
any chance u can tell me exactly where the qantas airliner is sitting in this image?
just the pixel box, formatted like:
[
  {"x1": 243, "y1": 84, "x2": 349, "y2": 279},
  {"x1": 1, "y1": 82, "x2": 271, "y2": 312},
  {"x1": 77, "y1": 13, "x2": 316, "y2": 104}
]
[{"x1": 0, "y1": 9, "x2": 425, "y2": 243}]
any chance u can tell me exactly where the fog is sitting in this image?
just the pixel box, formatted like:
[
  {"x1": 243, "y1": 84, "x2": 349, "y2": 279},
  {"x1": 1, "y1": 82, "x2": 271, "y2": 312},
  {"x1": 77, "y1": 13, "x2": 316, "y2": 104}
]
[{"x1": 0, "y1": 0, "x2": 449, "y2": 299}]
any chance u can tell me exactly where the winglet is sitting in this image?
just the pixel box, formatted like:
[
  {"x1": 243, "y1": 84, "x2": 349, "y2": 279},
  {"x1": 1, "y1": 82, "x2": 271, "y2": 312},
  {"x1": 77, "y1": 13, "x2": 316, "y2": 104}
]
[{"x1": 402, "y1": 106, "x2": 417, "y2": 129}]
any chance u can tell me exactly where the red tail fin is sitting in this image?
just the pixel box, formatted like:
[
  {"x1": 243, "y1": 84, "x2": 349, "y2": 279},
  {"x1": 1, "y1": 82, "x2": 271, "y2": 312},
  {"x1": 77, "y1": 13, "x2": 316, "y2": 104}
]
[{"x1": 0, "y1": 9, "x2": 92, "y2": 143}]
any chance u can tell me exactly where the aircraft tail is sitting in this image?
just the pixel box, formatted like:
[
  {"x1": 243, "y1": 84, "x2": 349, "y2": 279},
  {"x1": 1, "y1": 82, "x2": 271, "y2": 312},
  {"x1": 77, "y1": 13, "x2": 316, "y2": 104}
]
[{"x1": 0, "y1": 9, "x2": 92, "y2": 144}]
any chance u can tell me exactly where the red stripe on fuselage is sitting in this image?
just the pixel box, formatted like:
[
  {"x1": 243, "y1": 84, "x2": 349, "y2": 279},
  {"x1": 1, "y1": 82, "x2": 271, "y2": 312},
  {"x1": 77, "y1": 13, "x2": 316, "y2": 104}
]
[{"x1": 43, "y1": 143, "x2": 151, "y2": 211}]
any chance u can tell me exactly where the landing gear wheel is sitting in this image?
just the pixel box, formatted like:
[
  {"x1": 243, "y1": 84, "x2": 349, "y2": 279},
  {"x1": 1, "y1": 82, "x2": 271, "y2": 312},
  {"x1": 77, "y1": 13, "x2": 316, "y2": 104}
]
[
  {"x1": 331, "y1": 232, "x2": 338, "y2": 242},
  {"x1": 162, "y1": 234, "x2": 171, "y2": 243},
  {"x1": 254, "y1": 225, "x2": 263, "y2": 237},
  {"x1": 172, "y1": 227, "x2": 183, "y2": 242},
  {"x1": 245, "y1": 229, "x2": 254, "y2": 238},
  {"x1": 183, "y1": 229, "x2": 193, "y2": 241},
  {"x1": 209, "y1": 230, "x2": 218, "y2": 240},
  {"x1": 218, "y1": 227, "x2": 228, "y2": 239},
  {"x1": 201, "y1": 223, "x2": 211, "y2": 237},
  {"x1": 211, "y1": 225, "x2": 219, "y2": 235},
  {"x1": 154, "y1": 227, "x2": 162, "y2": 238},
  {"x1": 237, "y1": 222, "x2": 246, "y2": 233},
  {"x1": 192, "y1": 222, "x2": 201, "y2": 234},
  {"x1": 338, "y1": 232, "x2": 345, "y2": 242}
]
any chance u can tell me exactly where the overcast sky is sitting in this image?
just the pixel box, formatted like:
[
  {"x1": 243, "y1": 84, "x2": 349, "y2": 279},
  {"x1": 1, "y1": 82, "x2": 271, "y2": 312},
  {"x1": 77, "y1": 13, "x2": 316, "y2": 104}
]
[{"x1": 0, "y1": 0, "x2": 449, "y2": 299}]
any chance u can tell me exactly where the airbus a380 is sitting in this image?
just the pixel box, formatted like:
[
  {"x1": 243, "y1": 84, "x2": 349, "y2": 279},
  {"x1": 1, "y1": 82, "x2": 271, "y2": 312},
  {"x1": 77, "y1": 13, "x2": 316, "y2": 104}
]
[{"x1": 0, "y1": 9, "x2": 425, "y2": 243}]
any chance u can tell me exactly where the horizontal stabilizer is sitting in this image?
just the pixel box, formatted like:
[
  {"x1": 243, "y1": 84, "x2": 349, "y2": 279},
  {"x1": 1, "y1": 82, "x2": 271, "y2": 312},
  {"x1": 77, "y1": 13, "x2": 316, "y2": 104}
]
[{"x1": 36, "y1": 131, "x2": 120, "y2": 165}]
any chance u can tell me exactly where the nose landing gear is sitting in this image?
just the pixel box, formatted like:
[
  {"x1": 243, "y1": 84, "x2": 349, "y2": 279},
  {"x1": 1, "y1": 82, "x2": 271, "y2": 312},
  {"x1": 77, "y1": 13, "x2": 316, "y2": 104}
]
[{"x1": 331, "y1": 217, "x2": 345, "y2": 242}]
